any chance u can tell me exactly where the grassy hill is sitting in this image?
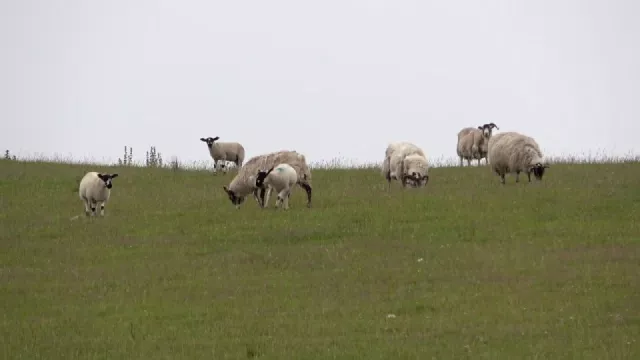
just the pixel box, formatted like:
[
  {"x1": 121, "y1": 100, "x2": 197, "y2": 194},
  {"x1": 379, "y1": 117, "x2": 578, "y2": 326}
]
[{"x1": 1, "y1": 158, "x2": 639, "y2": 359}]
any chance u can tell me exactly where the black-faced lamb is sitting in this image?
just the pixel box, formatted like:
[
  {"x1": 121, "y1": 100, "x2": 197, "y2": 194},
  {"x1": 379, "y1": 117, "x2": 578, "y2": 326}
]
[
  {"x1": 381, "y1": 142, "x2": 430, "y2": 190},
  {"x1": 254, "y1": 163, "x2": 298, "y2": 210},
  {"x1": 223, "y1": 150, "x2": 312, "y2": 209},
  {"x1": 199, "y1": 136, "x2": 245, "y2": 174},
  {"x1": 487, "y1": 131, "x2": 549, "y2": 184},
  {"x1": 78, "y1": 172, "x2": 119, "y2": 216},
  {"x1": 456, "y1": 123, "x2": 499, "y2": 166}
]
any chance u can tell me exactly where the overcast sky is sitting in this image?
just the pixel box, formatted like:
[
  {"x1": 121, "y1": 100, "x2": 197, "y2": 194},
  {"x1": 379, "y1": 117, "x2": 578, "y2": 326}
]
[{"x1": 1, "y1": 0, "x2": 638, "y2": 166}]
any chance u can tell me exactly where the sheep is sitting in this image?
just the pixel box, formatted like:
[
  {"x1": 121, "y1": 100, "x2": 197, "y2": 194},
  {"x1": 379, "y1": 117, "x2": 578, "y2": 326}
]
[
  {"x1": 381, "y1": 142, "x2": 429, "y2": 190},
  {"x1": 254, "y1": 163, "x2": 298, "y2": 210},
  {"x1": 199, "y1": 136, "x2": 245, "y2": 174},
  {"x1": 487, "y1": 131, "x2": 550, "y2": 184},
  {"x1": 222, "y1": 150, "x2": 312, "y2": 209},
  {"x1": 456, "y1": 123, "x2": 499, "y2": 166},
  {"x1": 78, "y1": 171, "x2": 119, "y2": 216}
]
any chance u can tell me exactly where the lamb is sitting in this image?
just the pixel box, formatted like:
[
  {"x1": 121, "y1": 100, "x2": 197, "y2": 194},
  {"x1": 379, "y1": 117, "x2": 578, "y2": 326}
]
[
  {"x1": 199, "y1": 136, "x2": 245, "y2": 174},
  {"x1": 254, "y1": 163, "x2": 298, "y2": 210},
  {"x1": 487, "y1": 131, "x2": 550, "y2": 184},
  {"x1": 381, "y1": 142, "x2": 429, "y2": 190},
  {"x1": 222, "y1": 150, "x2": 312, "y2": 209},
  {"x1": 78, "y1": 171, "x2": 119, "y2": 216},
  {"x1": 456, "y1": 123, "x2": 499, "y2": 166}
]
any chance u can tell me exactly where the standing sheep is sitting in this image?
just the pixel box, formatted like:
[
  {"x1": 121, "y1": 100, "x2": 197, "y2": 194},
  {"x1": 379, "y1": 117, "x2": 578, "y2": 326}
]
[
  {"x1": 456, "y1": 123, "x2": 499, "y2": 166},
  {"x1": 487, "y1": 131, "x2": 550, "y2": 184},
  {"x1": 222, "y1": 150, "x2": 312, "y2": 209},
  {"x1": 381, "y1": 142, "x2": 430, "y2": 190},
  {"x1": 199, "y1": 136, "x2": 245, "y2": 174},
  {"x1": 78, "y1": 172, "x2": 119, "y2": 216},
  {"x1": 254, "y1": 163, "x2": 298, "y2": 210}
]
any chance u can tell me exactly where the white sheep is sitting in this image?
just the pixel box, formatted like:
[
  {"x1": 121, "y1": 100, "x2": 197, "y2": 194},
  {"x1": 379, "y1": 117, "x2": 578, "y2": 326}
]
[
  {"x1": 223, "y1": 150, "x2": 312, "y2": 209},
  {"x1": 78, "y1": 171, "x2": 119, "y2": 216},
  {"x1": 456, "y1": 123, "x2": 499, "y2": 166},
  {"x1": 487, "y1": 131, "x2": 550, "y2": 184},
  {"x1": 381, "y1": 142, "x2": 430, "y2": 190},
  {"x1": 254, "y1": 163, "x2": 298, "y2": 210},
  {"x1": 199, "y1": 136, "x2": 245, "y2": 174}
]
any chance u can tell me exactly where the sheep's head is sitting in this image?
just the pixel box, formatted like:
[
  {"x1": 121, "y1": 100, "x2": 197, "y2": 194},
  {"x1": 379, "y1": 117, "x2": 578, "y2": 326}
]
[
  {"x1": 403, "y1": 172, "x2": 429, "y2": 188},
  {"x1": 255, "y1": 167, "x2": 274, "y2": 188},
  {"x1": 200, "y1": 136, "x2": 220, "y2": 148},
  {"x1": 528, "y1": 162, "x2": 549, "y2": 180},
  {"x1": 97, "y1": 173, "x2": 118, "y2": 189},
  {"x1": 222, "y1": 186, "x2": 245, "y2": 208},
  {"x1": 478, "y1": 123, "x2": 499, "y2": 138}
]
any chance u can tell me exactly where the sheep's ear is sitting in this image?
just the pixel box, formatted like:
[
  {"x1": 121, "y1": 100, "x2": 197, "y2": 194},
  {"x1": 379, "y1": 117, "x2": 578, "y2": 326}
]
[
  {"x1": 212, "y1": 136, "x2": 220, "y2": 141},
  {"x1": 477, "y1": 126, "x2": 483, "y2": 130},
  {"x1": 200, "y1": 138, "x2": 207, "y2": 142},
  {"x1": 222, "y1": 186, "x2": 229, "y2": 194},
  {"x1": 110, "y1": 173, "x2": 118, "y2": 179}
]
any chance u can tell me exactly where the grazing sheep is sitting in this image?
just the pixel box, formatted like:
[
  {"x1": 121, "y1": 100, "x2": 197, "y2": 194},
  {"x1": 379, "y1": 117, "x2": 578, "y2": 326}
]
[
  {"x1": 254, "y1": 163, "x2": 298, "y2": 210},
  {"x1": 487, "y1": 131, "x2": 549, "y2": 184},
  {"x1": 223, "y1": 150, "x2": 312, "y2": 209},
  {"x1": 78, "y1": 172, "x2": 119, "y2": 216},
  {"x1": 381, "y1": 142, "x2": 429, "y2": 190},
  {"x1": 456, "y1": 123, "x2": 499, "y2": 166},
  {"x1": 199, "y1": 136, "x2": 245, "y2": 174}
]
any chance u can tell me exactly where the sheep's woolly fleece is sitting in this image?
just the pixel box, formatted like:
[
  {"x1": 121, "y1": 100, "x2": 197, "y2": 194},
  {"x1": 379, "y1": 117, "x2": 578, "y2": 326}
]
[{"x1": 488, "y1": 131, "x2": 546, "y2": 177}]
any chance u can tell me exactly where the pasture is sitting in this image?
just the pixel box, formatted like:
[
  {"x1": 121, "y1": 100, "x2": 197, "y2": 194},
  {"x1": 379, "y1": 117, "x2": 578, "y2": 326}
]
[{"x1": 1, "y1": 158, "x2": 639, "y2": 359}]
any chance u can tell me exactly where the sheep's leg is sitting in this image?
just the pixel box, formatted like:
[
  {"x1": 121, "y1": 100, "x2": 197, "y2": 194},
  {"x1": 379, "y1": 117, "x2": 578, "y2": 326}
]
[
  {"x1": 260, "y1": 187, "x2": 267, "y2": 207},
  {"x1": 527, "y1": 172, "x2": 532, "y2": 182},
  {"x1": 100, "y1": 202, "x2": 106, "y2": 216},
  {"x1": 254, "y1": 188, "x2": 265, "y2": 208},
  {"x1": 264, "y1": 187, "x2": 272, "y2": 208},
  {"x1": 299, "y1": 183, "x2": 312, "y2": 208},
  {"x1": 385, "y1": 170, "x2": 392, "y2": 191},
  {"x1": 466, "y1": 159, "x2": 471, "y2": 166},
  {"x1": 495, "y1": 169, "x2": 506, "y2": 185},
  {"x1": 515, "y1": 171, "x2": 520, "y2": 183},
  {"x1": 220, "y1": 161, "x2": 227, "y2": 174},
  {"x1": 285, "y1": 189, "x2": 291, "y2": 209},
  {"x1": 83, "y1": 199, "x2": 91, "y2": 216},
  {"x1": 279, "y1": 189, "x2": 290, "y2": 210},
  {"x1": 90, "y1": 200, "x2": 97, "y2": 216},
  {"x1": 459, "y1": 157, "x2": 463, "y2": 167},
  {"x1": 277, "y1": 189, "x2": 286, "y2": 209}
]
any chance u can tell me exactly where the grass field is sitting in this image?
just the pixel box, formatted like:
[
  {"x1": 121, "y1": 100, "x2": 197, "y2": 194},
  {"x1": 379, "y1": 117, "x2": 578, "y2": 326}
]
[{"x1": 1, "y1": 157, "x2": 639, "y2": 359}]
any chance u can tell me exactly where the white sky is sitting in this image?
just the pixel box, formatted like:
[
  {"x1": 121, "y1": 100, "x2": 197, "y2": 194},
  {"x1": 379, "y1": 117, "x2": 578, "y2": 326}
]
[{"x1": 1, "y1": 0, "x2": 638, "y2": 165}]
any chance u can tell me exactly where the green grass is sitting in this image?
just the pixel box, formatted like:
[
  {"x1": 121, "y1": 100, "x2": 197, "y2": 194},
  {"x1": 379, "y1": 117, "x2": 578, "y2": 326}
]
[{"x1": 1, "y1": 158, "x2": 639, "y2": 359}]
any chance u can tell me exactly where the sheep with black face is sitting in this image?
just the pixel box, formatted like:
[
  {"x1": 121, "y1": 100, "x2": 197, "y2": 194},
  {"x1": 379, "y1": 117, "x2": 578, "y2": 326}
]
[
  {"x1": 254, "y1": 163, "x2": 298, "y2": 210},
  {"x1": 487, "y1": 131, "x2": 549, "y2": 184},
  {"x1": 78, "y1": 171, "x2": 119, "y2": 216},
  {"x1": 456, "y1": 122, "x2": 499, "y2": 166},
  {"x1": 199, "y1": 136, "x2": 245, "y2": 174}
]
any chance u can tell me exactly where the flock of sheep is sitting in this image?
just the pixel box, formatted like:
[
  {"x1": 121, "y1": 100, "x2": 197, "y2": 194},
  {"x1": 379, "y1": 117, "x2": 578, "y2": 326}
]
[{"x1": 76, "y1": 126, "x2": 550, "y2": 216}]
